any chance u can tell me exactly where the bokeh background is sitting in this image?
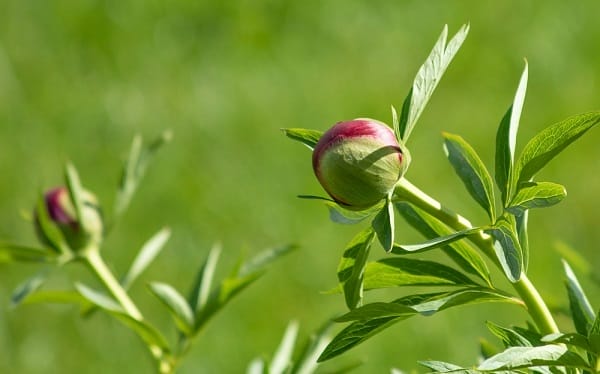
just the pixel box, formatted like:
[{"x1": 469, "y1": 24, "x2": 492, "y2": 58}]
[{"x1": 1, "y1": 1, "x2": 599, "y2": 373}]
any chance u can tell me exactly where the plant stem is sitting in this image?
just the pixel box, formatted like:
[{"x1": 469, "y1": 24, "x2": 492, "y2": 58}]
[{"x1": 394, "y1": 178, "x2": 559, "y2": 335}]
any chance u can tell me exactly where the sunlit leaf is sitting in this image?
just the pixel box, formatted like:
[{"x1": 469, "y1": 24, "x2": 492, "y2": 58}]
[
  {"x1": 391, "y1": 227, "x2": 480, "y2": 254},
  {"x1": 485, "y1": 217, "x2": 523, "y2": 283},
  {"x1": 506, "y1": 182, "x2": 566, "y2": 215},
  {"x1": 541, "y1": 333, "x2": 593, "y2": 353},
  {"x1": 399, "y1": 24, "x2": 470, "y2": 141},
  {"x1": 148, "y1": 282, "x2": 194, "y2": 335},
  {"x1": 240, "y1": 244, "x2": 296, "y2": 276},
  {"x1": 477, "y1": 345, "x2": 590, "y2": 371},
  {"x1": 372, "y1": 199, "x2": 394, "y2": 252},
  {"x1": 64, "y1": 163, "x2": 87, "y2": 230},
  {"x1": 486, "y1": 321, "x2": 533, "y2": 348},
  {"x1": 293, "y1": 321, "x2": 334, "y2": 374},
  {"x1": 563, "y1": 260, "x2": 595, "y2": 335},
  {"x1": 282, "y1": 128, "x2": 323, "y2": 150},
  {"x1": 515, "y1": 112, "x2": 600, "y2": 184},
  {"x1": 419, "y1": 360, "x2": 474, "y2": 373},
  {"x1": 189, "y1": 244, "x2": 221, "y2": 313},
  {"x1": 269, "y1": 320, "x2": 298, "y2": 374},
  {"x1": 327, "y1": 202, "x2": 381, "y2": 225},
  {"x1": 0, "y1": 243, "x2": 57, "y2": 264},
  {"x1": 122, "y1": 227, "x2": 171, "y2": 289},
  {"x1": 495, "y1": 63, "x2": 528, "y2": 204},
  {"x1": 443, "y1": 132, "x2": 496, "y2": 220},
  {"x1": 337, "y1": 228, "x2": 376, "y2": 309},
  {"x1": 334, "y1": 303, "x2": 417, "y2": 322}
]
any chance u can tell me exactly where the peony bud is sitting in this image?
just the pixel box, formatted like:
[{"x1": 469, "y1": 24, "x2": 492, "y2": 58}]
[
  {"x1": 312, "y1": 119, "x2": 408, "y2": 210},
  {"x1": 36, "y1": 187, "x2": 103, "y2": 251}
]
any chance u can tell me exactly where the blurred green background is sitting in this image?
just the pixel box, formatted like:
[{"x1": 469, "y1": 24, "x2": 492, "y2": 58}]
[{"x1": 1, "y1": 0, "x2": 599, "y2": 373}]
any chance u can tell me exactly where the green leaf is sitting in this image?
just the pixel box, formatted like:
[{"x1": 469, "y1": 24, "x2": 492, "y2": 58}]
[
  {"x1": 189, "y1": 243, "x2": 222, "y2": 313},
  {"x1": 113, "y1": 131, "x2": 172, "y2": 223},
  {"x1": 563, "y1": 260, "x2": 594, "y2": 335},
  {"x1": 486, "y1": 321, "x2": 533, "y2": 348},
  {"x1": 399, "y1": 24, "x2": 470, "y2": 141},
  {"x1": 515, "y1": 210, "x2": 529, "y2": 272},
  {"x1": 240, "y1": 244, "x2": 296, "y2": 276},
  {"x1": 443, "y1": 132, "x2": 496, "y2": 220},
  {"x1": 21, "y1": 290, "x2": 86, "y2": 306},
  {"x1": 269, "y1": 320, "x2": 298, "y2": 374},
  {"x1": 34, "y1": 194, "x2": 69, "y2": 254},
  {"x1": 0, "y1": 243, "x2": 57, "y2": 263},
  {"x1": 391, "y1": 105, "x2": 400, "y2": 141},
  {"x1": 337, "y1": 228, "x2": 376, "y2": 309},
  {"x1": 327, "y1": 202, "x2": 381, "y2": 225},
  {"x1": 148, "y1": 282, "x2": 195, "y2": 335},
  {"x1": 541, "y1": 333, "x2": 594, "y2": 352},
  {"x1": 11, "y1": 271, "x2": 48, "y2": 306},
  {"x1": 317, "y1": 316, "x2": 402, "y2": 362},
  {"x1": 293, "y1": 322, "x2": 334, "y2": 374},
  {"x1": 64, "y1": 163, "x2": 88, "y2": 230},
  {"x1": 506, "y1": 182, "x2": 567, "y2": 215},
  {"x1": 485, "y1": 217, "x2": 523, "y2": 283},
  {"x1": 495, "y1": 63, "x2": 528, "y2": 204},
  {"x1": 391, "y1": 227, "x2": 480, "y2": 254},
  {"x1": 281, "y1": 128, "x2": 323, "y2": 150},
  {"x1": 363, "y1": 258, "x2": 477, "y2": 290},
  {"x1": 515, "y1": 112, "x2": 600, "y2": 184},
  {"x1": 419, "y1": 360, "x2": 475, "y2": 373},
  {"x1": 334, "y1": 302, "x2": 417, "y2": 322},
  {"x1": 477, "y1": 345, "x2": 590, "y2": 371},
  {"x1": 122, "y1": 227, "x2": 171, "y2": 289},
  {"x1": 371, "y1": 199, "x2": 395, "y2": 252},
  {"x1": 76, "y1": 283, "x2": 170, "y2": 352},
  {"x1": 395, "y1": 202, "x2": 491, "y2": 286}
]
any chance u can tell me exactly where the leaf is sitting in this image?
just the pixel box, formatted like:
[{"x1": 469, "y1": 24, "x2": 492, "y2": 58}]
[
  {"x1": 477, "y1": 345, "x2": 590, "y2": 371},
  {"x1": 148, "y1": 282, "x2": 195, "y2": 335},
  {"x1": 486, "y1": 321, "x2": 533, "y2": 348},
  {"x1": 281, "y1": 128, "x2": 323, "y2": 150},
  {"x1": 34, "y1": 194, "x2": 69, "y2": 254},
  {"x1": 515, "y1": 112, "x2": 600, "y2": 184},
  {"x1": 506, "y1": 182, "x2": 567, "y2": 215},
  {"x1": 541, "y1": 333, "x2": 593, "y2": 352},
  {"x1": 515, "y1": 210, "x2": 529, "y2": 272},
  {"x1": 269, "y1": 320, "x2": 298, "y2": 374},
  {"x1": 122, "y1": 227, "x2": 171, "y2": 289},
  {"x1": 64, "y1": 163, "x2": 88, "y2": 230},
  {"x1": 391, "y1": 105, "x2": 400, "y2": 140},
  {"x1": 113, "y1": 130, "x2": 172, "y2": 223},
  {"x1": 21, "y1": 290, "x2": 86, "y2": 306},
  {"x1": 11, "y1": 271, "x2": 48, "y2": 306},
  {"x1": 76, "y1": 283, "x2": 170, "y2": 352},
  {"x1": 363, "y1": 258, "x2": 478, "y2": 290},
  {"x1": 371, "y1": 199, "x2": 395, "y2": 252},
  {"x1": 485, "y1": 218, "x2": 523, "y2": 283},
  {"x1": 395, "y1": 202, "x2": 491, "y2": 286},
  {"x1": 399, "y1": 24, "x2": 470, "y2": 141},
  {"x1": 327, "y1": 202, "x2": 381, "y2": 225},
  {"x1": 189, "y1": 243, "x2": 222, "y2": 313},
  {"x1": 334, "y1": 302, "x2": 417, "y2": 322},
  {"x1": 391, "y1": 227, "x2": 480, "y2": 254},
  {"x1": 419, "y1": 360, "x2": 474, "y2": 373},
  {"x1": 337, "y1": 228, "x2": 376, "y2": 309},
  {"x1": 563, "y1": 260, "x2": 594, "y2": 335},
  {"x1": 240, "y1": 244, "x2": 296, "y2": 276},
  {"x1": 495, "y1": 63, "x2": 528, "y2": 204},
  {"x1": 0, "y1": 243, "x2": 57, "y2": 263},
  {"x1": 293, "y1": 322, "x2": 334, "y2": 374},
  {"x1": 443, "y1": 132, "x2": 496, "y2": 220},
  {"x1": 318, "y1": 316, "x2": 402, "y2": 362}
]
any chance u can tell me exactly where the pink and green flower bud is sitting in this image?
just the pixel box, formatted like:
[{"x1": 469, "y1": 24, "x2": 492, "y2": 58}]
[
  {"x1": 36, "y1": 186, "x2": 103, "y2": 251},
  {"x1": 312, "y1": 119, "x2": 408, "y2": 210}
]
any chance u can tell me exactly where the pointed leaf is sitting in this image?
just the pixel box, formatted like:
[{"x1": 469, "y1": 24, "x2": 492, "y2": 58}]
[
  {"x1": 515, "y1": 210, "x2": 529, "y2": 272},
  {"x1": 0, "y1": 243, "x2": 57, "y2": 263},
  {"x1": 477, "y1": 345, "x2": 590, "y2": 371},
  {"x1": 240, "y1": 244, "x2": 296, "y2": 276},
  {"x1": 563, "y1": 260, "x2": 594, "y2": 335},
  {"x1": 34, "y1": 194, "x2": 69, "y2": 254},
  {"x1": 495, "y1": 63, "x2": 528, "y2": 204},
  {"x1": 189, "y1": 244, "x2": 222, "y2": 313},
  {"x1": 419, "y1": 360, "x2": 473, "y2": 373},
  {"x1": 334, "y1": 302, "x2": 417, "y2": 322},
  {"x1": 11, "y1": 271, "x2": 48, "y2": 306},
  {"x1": 372, "y1": 199, "x2": 395, "y2": 252},
  {"x1": 395, "y1": 202, "x2": 491, "y2": 286},
  {"x1": 507, "y1": 182, "x2": 567, "y2": 215},
  {"x1": 246, "y1": 358, "x2": 265, "y2": 374},
  {"x1": 443, "y1": 132, "x2": 496, "y2": 220},
  {"x1": 399, "y1": 24, "x2": 470, "y2": 141},
  {"x1": 391, "y1": 105, "x2": 400, "y2": 140},
  {"x1": 327, "y1": 202, "x2": 381, "y2": 225},
  {"x1": 337, "y1": 228, "x2": 376, "y2": 309},
  {"x1": 64, "y1": 163, "x2": 87, "y2": 230},
  {"x1": 485, "y1": 218, "x2": 523, "y2": 283},
  {"x1": 486, "y1": 321, "x2": 533, "y2": 348},
  {"x1": 293, "y1": 322, "x2": 333, "y2": 374},
  {"x1": 148, "y1": 282, "x2": 195, "y2": 335},
  {"x1": 515, "y1": 112, "x2": 600, "y2": 184},
  {"x1": 541, "y1": 333, "x2": 593, "y2": 352},
  {"x1": 21, "y1": 290, "x2": 86, "y2": 306},
  {"x1": 363, "y1": 258, "x2": 477, "y2": 290},
  {"x1": 122, "y1": 227, "x2": 171, "y2": 289},
  {"x1": 282, "y1": 128, "x2": 323, "y2": 150},
  {"x1": 391, "y1": 227, "x2": 480, "y2": 254},
  {"x1": 269, "y1": 320, "x2": 298, "y2": 374}
]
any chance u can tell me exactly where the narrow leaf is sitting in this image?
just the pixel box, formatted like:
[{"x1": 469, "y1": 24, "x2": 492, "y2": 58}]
[
  {"x1": 515, "y1": 210, "x2": 529, "y2": 272},
  {"x1": 372, "y1": 199, "x2": 395, "y2": 252},
  {"x1": 269, "y1": 320, "x2": 298, "y2": 374},
  {"x1": 0, "y1": 243, "x2": 57, "y2": 263},
  {"x1": 122, "y1": 227, "x2": 171, "y2": 289},
  {"x1": 76, "y1": 283, "x2": 122, "y2": 311},
  {"x1": 541, "y1": 333, "x2": 593, "y2": 352},
  {"x1": 334, "y1": 302, "x2": 417, "y2": 322},
  {"x1": 563, "y1": 260, "x2": 594, "y2": 335},
  {"x1": 419, "y1": 360, "x2": 472, "y2": 373},
  {"x1": 327, "y1": 202, "x2": 381, "y2": 225},
  {"x1": 148, "y1": 282, "x2": 195, "y2": 335},
  {"x1": 21, "y1": 290, "x2": 86, "y2": 306},
  {"x1": 189, "y1": 243, "x2": 222, "y2": 313},
  {"x1": 11, "y1": 271, "x2": 48, "y2": 306},
  {"x1": 477, "y1": 345, "x2": 590, "y2": 371},
  {"x1": 293, "y1": 322, "x2": 333, "y2": 374},
  {"x1": 485, "y1": 218, "x2": 523, "y2": 283},
  {"x1": 395, "y1": 202, "x2": 491, "y2": 286},
  {"x1": 391, "y1": 105, "x2": 400, "y2": 141},
  {"x1": 443, "y1": 132, "x2": 496, "y2": 220},
  {"x1": 34, "y1": 194, "x2": 69, "y2": 254},
  {"x1": 516, "y1": 112, "x2": 600, "y2": 184},
  {"x1": 486, "y1": 321, "x2": 533, "y2": 348},
  {"x1": 507, "y1": 182, "x2": 567, "y2": 215},
  {"x1": 399, "y1": 24, "x2": 470, "y2": 141},
  {"x1": 240, "y1": 244, "x2": 296, "y2": 277},
  {"x1": 363, "y1": 258, "x2": 477, "y2": 290},
  {"x1": 391, "y1": 227, "x2": 480, "y2": 254},
  {"x1": 281, "y1": 128, "x2": 323, "y2": 150},
  {"x1": 337, "y1": 228, "x2": 376, "y2": 309},
  {"x1": 64, "y1": 163, "x2": 87, "y2": 229}
]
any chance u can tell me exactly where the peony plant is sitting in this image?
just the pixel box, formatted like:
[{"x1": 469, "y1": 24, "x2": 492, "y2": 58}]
[{"x1": 285, "y1": 24, "x2": 600, "y2": 372}]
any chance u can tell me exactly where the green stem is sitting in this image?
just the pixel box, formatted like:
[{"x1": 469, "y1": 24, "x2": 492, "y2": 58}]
[{"x1": 394, "y1": 178, "x2": 559, "y2": 335}]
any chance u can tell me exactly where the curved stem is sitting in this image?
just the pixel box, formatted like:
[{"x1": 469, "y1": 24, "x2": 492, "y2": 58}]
[{"x1": 394, "y1": 178, "x2": 559, "y2": 335}]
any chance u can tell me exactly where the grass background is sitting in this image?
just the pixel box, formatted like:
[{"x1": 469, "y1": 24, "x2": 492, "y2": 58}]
[{"x1": 0, "y1": 1, "x2": 599, "y2": 372}]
